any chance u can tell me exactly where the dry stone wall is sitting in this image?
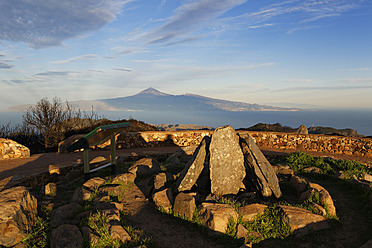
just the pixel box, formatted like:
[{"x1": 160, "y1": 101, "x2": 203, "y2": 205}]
[
  {"x1": 115, "y1": 131, "x2": 372, "y2": 158},
  {"x1": 0, "y1": 138, "x2": 30, "y2": 160}
]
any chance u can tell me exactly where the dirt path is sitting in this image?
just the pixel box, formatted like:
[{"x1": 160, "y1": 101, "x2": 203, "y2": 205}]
[{"x1": 121, "y1": 183, "x2": 236, "y2": 248}]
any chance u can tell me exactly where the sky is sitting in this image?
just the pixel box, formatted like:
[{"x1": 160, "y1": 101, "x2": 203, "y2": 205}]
[{"x1": 0, "y1": 0, "x2": 371, "y2": 111}]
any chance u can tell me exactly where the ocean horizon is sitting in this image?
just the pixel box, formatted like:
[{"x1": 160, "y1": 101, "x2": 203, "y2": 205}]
[{"x1": 1, "y1": 110, "x2": 372, "y2": 136}]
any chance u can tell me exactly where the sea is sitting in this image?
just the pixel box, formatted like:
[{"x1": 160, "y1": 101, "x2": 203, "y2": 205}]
[{"x1": 1, "y1": 110, "x2": 372, "y2": 136}]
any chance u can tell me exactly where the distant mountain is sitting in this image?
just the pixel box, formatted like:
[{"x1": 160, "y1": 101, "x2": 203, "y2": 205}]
[
  {"x1": 5, "y1": 87, "x2": 301, "y2": 112},
  {"x1": 97, "y1": 87, "x2": 300, "y2": 112}
]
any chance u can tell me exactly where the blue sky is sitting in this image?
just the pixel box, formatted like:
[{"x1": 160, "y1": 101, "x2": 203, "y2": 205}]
[{"x1": 0, "y1": 0, "x2": 371, "y2": 111}]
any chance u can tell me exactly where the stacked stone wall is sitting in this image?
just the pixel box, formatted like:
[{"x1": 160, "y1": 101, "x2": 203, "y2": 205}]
[
  {"x1": 0, "y1": 138, "x2": 30, "y2": 160},
  {"x1": 114, "y1": 131, "x2": 372, "y2": 158}
]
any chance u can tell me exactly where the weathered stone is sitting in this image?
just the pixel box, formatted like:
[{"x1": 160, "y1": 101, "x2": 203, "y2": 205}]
[
  {"x1": 50, "y1": 203, "x2": 81, "y2": 228},
  {"x1": 83, "y1": 177, "x2": 106, "y2": 191},
  {"x1": 272, "y1": 164, "x2": 294, "y2": 180},
  {"x1": 276, "y1": 205, "x2": 330, "y2": 236},
  {"x1": 309, "y1": 183, "x2": 337, "y2": 217},
  {"x1": 90, "y1": 156, "x2": 107, "y2": 164},
  {"x1": 112, "y1": 173, "x2": 136, "y2": 184},
  {"x1": 153, "y1": 172, "x2": 176, "y2": 192},
  {"x1": 198, "y1": 202, "x2": 238, "y2": 234},
  {"x1": 110, "y1": 221, "x2": 131, "y2": 244},
  {"x1": 173, "y1": 192, "x2": 196, "y2": 220},
  {"x1": 44, "y1": 182, "x2": 57, "y2": 196},
  {"x1": 0, "y1": 186, "x2": 37, "y2": 247},
  {"x1": 239, "y1": 134, "x2": 282, "y2": 198},
  {"x1": 99, "y1": 184, "x2": 124, "y2": 198},
  {"x1": 81, "y1": 226, "x2": 98, "y2": 245},
  {"x1": 176, "y1": 136, "x2": 210, "y2": 192},
  {"x1": 296, "y1": 125, "x2": 308, "y2": 134},
  {"x1": 49, "y1": 164, "x2": 60, "y2": 175},
  {"x1": 152, "y1": 188, "x2": 173, "y2": 213},
  {"x1": 290, "y1": 176, "x2": 309, "y2": 195},
  {"x1": 238, "y1": 203, "x2": 267, "y2": 222},
  {"x1": 210, "y1": 126, "x2": 245, "y2": 195},
  {"x1": 236, "y1": 224, "x2": 249, "y2": 240},
  {"x1": 128, "y1": 158, "x2": 161, "y2": 177},
  {"x1": 50, "y1": 224, "x2": 83, "y2": 248},
  {"x1": 360, "y1": 173, "x2": 372, "y2": 183}
]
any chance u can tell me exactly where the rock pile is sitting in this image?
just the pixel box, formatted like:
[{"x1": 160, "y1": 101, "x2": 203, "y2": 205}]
[
  {"x1": 0, "y1": 138, "x2": 30, "y2": 159},
  {"x1": 176, "y1": 125, "x2": 282, "y2": 198}
]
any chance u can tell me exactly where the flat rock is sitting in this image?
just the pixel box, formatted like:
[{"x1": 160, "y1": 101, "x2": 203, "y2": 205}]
[
  {"x1": 239, "y1": 134, "x2": 282, "y2": 198},
  {"x1": 198, "y1": 202, "x2": 238, "y2": 234},
  {"x1": 83, "y1": 177, "x2": 106, "y2": 190},
  {"x1": 176, "y1": 136, "x2": 210, "y2": 192},
  {"x1": 99, "y1": 184, "x2": 124, "y2": 198},
  {"x1": 128, "y1": 158, "x2": 161, "y2": 177},
  {"x1": 238, "y1": 203, "x2": 267, "y2": 222},
  {"x1": 112, "y1": 173, "x2": 136, "y2": 184},
  {"x1": 209, "y1": 126, "x2": 246, "y2": 195},
  {"x1": 173, "y1": 192, "x2": 196, "y2": 220},
  {"x1": 0, "y1": 186, "x2": 37, "y2": 247},
  {"x1": 276, "y1": 205, "x2": 330, "y2": 236},
  {"x1": 50, "y1": 224, "x2": 83, "y2": 248}
]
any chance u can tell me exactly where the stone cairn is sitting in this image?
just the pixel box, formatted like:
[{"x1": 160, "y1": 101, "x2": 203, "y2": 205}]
[{"x1": 176, "y1": 125, "x2": 282, "y2": 199}]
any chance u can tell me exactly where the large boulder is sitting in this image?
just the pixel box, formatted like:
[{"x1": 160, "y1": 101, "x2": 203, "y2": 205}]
[
  {"x1": 0, "y1": 186, "x2": 37, "y2": 247},
  {"x1": 209, "y1": 126, "x2": 246, "y2": 195},
  {"x1": 50, "y1": 224, "x2": 83, "y2": 248},
  {"x1": 276, "y1": 205, "x2": 330, "y2": 236},
  {"x1": 176, "y1": 136, "x2": 210, "y2": 192},
  {"x1": 239, "y1": 134, "x2": 282, "y2": 198},
  {"x1": 198, "y1": 202, "x2": 238, "y2": 233},
  {"x1": 128, "y1": 158, "x2": 161, "y2": 177}
]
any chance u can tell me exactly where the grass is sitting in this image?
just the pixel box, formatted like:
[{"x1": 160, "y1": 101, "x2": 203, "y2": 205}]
[
  {"x1": 282, "y1": 151, "x2": 372, "y2": 180},
  {"x1": 21, "y1": 204, "x2": 52, "y2": 248}
]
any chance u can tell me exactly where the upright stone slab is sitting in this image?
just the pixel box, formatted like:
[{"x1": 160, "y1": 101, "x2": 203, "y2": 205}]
[
  {"x1": 209, "y1": 126, "x2": 245, "y2": 195},
  {"x1": 239, "y1": 134, "x2": 282, "y2": 198},
  {"x1": 0, "y1": 186, "x2": 37, "y2": 247},
  {"x1": 176, "y1": 136, "x2": 210, "y2": 192}
]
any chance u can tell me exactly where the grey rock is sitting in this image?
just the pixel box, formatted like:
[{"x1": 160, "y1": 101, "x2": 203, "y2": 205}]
[
  {"x1": 176, "y1": 136, "x2": 210, "y2": 192},
  {"x1": 112, "y1": 173, "x2": 136, "y2": 184},
  {"x1": 0, "y1": 186, "x2": 37, "y2": 247},
  {"x1": 110, "y1": 221, "x2": 131, "y2": 244},
  {"x1": 236, "y1": 224, "x2": 249, "y2": 240},
  {"x1": 210, "y1": 126, "x2": 246, "y2": 195},
  {"x1": 99, "y1": 184, "x2": 124, "y2": 198},
  {"x1": 50, "y1": 224, "x2": 83, "y2": 248},
  {"x1": 239, "y1": 134, "x2": 282, "y2": 198},
  {"x1": 45, "y1": 182, "x2": 57, "y2": 196},
  {"x1": 296, "y1": 124, "x2": 308, "y2": 134},
  {"x1": 173, "y1": 192, "x2": 196, "y2": 220}
]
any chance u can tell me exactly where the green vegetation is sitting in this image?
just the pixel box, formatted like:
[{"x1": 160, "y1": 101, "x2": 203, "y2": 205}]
[
  {"x1": 242, "y1": 206, "x2": 291, "y2": 244},
  {"x1": 86, "y1": 212, "x2": 121, "y2": 248},
  {"x1": 283, "y1": 151, "x2": 372, "y2": 179}
]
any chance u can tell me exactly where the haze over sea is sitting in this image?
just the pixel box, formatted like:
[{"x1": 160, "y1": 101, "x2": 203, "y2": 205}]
[{"x1": 1, "y1": 110, "x2": 372, "y2": 136}]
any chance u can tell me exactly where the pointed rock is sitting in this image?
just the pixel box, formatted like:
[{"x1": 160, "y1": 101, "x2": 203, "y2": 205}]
[
  {"x1": 176, "y1": 136, "x2": 210, "y2": 192},
  {"x1": 209, "y1": 126, "x2": 245, "y2": 195},
  {"x1": 239, "y1": 134, "x2": 282, "y2": 198}
]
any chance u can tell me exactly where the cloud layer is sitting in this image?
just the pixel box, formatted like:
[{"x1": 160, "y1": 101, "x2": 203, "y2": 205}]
[{"x1": 0, "y1": 0, "x2": 126, "y2": 48}]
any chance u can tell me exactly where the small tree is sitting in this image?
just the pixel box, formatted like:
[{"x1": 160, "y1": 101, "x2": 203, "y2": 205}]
[{"x1": 23, "y1": 97, "x2": 69, "y2": 149}]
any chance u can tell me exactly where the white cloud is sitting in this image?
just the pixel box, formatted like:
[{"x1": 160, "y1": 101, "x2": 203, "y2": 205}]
[
  {"x1": 52, "y1": 54, "x2": 99, "y2": 64},
  {"x1": 0, "y1": 0, "x2": 128, "y2": 48},
  {"x1": 113, "y1": 68, "x2": 132, "y2": 72},
  {"x1": 0, "y1": 61, "x2": 13, "y2": 69},
  {"x1": 284, "y1": 78, "x2": 315, "y2": 83},
  {"x1": 135, "y1": 0, "x2": 247, "y2": 45},
  {"x1": 33, "y1": 71, "x2": 78, "y2": 77}
]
